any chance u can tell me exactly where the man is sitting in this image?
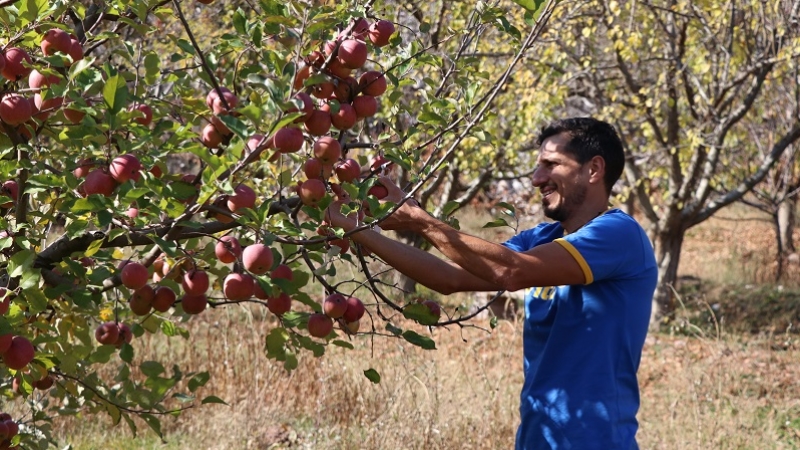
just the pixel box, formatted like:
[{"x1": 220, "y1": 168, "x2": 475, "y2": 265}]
[{"x1": 326, "y1": 117, "x2": 658, "y2": 449}]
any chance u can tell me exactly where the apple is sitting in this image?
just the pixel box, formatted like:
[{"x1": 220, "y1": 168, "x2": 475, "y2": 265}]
[
  {"x1": 351, "y1": 18, "x2": 370, "y2": 39},
  {"x1": 2, "y1": 336, "x2": 35, "y2": 370},
  {"x1": 129, "y1": 285, "x2": 154, "y2": 316},
  {"x1": 337, "y1": 39, "x2": 368, "y2": 69},
  {"x1": 73, "y1": 159, "x2": 94, "y2": 178},
  {"x1": 83, "y1": 169, "x2": 117, "y2": 197},
  {"x1": 422, "y1": 300, "x2": 442, "y2": 321},
  {"x1": 4, "y1": 419, "x2": 18, "y2": 438},
  {"x1": 288, "y1": 92, "x2": 314, "y2": 122},
  {"x1": 206, "y1": 87, "x2": 233, "y2": 109},
  {"x1": 311, "y1": 81, "x2": 335, "y2": 99},
  {"x1": 323, "y1": 102, "x2": 357, "y2": 130},
  {"x1": 0, "y1": 420, "x2": 8, "y2": 440},
  {"x1": 0, "y1": 288, "x2": 11, "y2": 315},
  {"x1": 0, "y1": 334, "x2": 12, "y2": 354},
  {"x1": 342, "y1": 296, "x2": 366, "y2": 322},
  {"x1": 68, "y1": 38, "x2": 84, "y2": 63},
  {"x1": 116, "y1": 323, "x2": 133, "y2": 347},
  {"x1": 227, "y1": 184, "x2": 256, "y2": 213},
  {"x1": 63, "y1": 105, "x2": 86, "y2": 124},
  {"x1": 246, "y1": 134, "x2": 267, "y2": 153},
  {"x1": 121, "y1": 262, "x2": 149, "y2": 290},
  {"x1": 95, "y1": 322, "x2": 120, "y2": 345},
  {"x1": 0, "y1": 94, "x2": 33, "y2": 126},
  {"x1": 368, "y1": 184, "x2": 389, "y2": 199},
  {"x1": 223, "y1": 273, "x2": 255, "y2": 300},
  {"x1": 272, "y1": 127, "x2": 304, "y2": 153},
  {"x1": 1, "y1": 48, "x2": 32, "y2": 81},
  {"x1": 215, "y1": 235, "x2": 242, "y2": 264},
  {"x1": 270, "y1": 264, "x2": 294, "y2": 281},
  {"x1": 304, "y1": 109, "x2": 332, "y2": 136},
  {"x1": 253, "y1": 280, "x2": 269, "y2": 300},
  {"x1": 41, "y1": 28, "x2": 72, "y2": 56},
  {"x1": 267, "y1": 292, "x2": 292, "y2": 316},
  {"x1": 34, "y1": 92, "x2": 64, "y2": 116},
  {"x1": 1, "y1": 181, "x2": 18, "y2": 208},
  {"x1": 210, "y1": 114, "x2": 232, "y2": 136},
  {"x1": 33, "y1": 374, "x2": 54, "y2": 390},
  {"x1": 307, "y1": 313, "x2": 333, "y2": 338},
  {"x1": 181, "y1": 294, "x2": 208, "y2": 314},
  {"x1": 182, "y1": 269, "x2": 209, "y2": 295},
  {"x1": 329, "y1": 238, "x2": 350, "y2": 255},
  {"x1": 343, "y1": 320, "x2": 360, "y2": 334},
  {"x1": 28, "y1": 69, "x2": 60, "y2": 89},
  {"x1": 109, "y1": 154, "x2": 142, "y2": 184},
  {"x1": 201, "y1": 123, "x2": 223, "y2": 148},
  {"x1": 298, "y1": 179, "x2": 327, "y2": 207},
  {"x1": 359, "y1": 71, "x2": 387, "y2": 96},
  {"x1": 323, "y1": 293, "x2": 348, "y2": 319},
  {"x1": 352, "y1": 95, "x2": 378, "y2": 118},
  {"x1": 152, "y1": 286, "x2": 177, "y2": 312},
  {"x1": 326, "y1": 58, "x2": 353, "y2": 79},
  {"x1": 303, "y1": 158, "x2": 333, "y2": 180},
  {"x1": 242, "y1": 244, "x2": 274, "y2": 275},
  {"x1": 369, "y1": 20, "x2": 395, "y2": 47},
  {"x1": 130, "y1": 103, "x2": 153, "y2": 126},
  {"x1": 332, "y1": 77, "x2": 358, "y2": 102},
  {"x1": 211, "y1": 90, "x2": 238, "y2": 114},
  {"x1": 334, "y1": 158, "x2": 361, "y2": 183},
  {"x1": 293, "y1": 64, "x2": 311, "y2": 90},
  {"x1": 313, "y1": 136, "x2": 342, "y2": 164}
]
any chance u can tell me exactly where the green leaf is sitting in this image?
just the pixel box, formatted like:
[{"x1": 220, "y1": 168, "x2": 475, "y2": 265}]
[
  {"x1": 140, "y1": 414, "x2": 163, "y2": 438},
  {"x1": 363, "y1": 368, "x2": 381, "y2": 384},
  {"x1": 403, "y1": 303, "x2": 439, "y2": 326},
  {"x1": 201, "y1": 395, "x2": 229, "y2": 405},
  {"x1": 103, "y1": 74, "x2": 129, "y2": 114},
  {"x1": 331, "y1": 339, "x2": 354, "y2": 349},
  {"x1": 490, "y1": 316, "x2": 498, "y2": 329},
  {"x1": 511, "y1": 0, "x2": 544, "y2": 11},
  {"x1": 482, "y1": 218, "x2": 509, "y2": 228},
  {"x1": 119, "y1": 343, "x2": 134, "y2": 363},
  {"x1": 216, "y1": 115, "x2": 249, "y2": 139},
  {"x1": 386, "y1": 323, "x2": 403, "y2": 336},
  {"x1": 441, "y1": 201, "x2": 460, "y2": 217},
  {"x1": 401, "y1": 330, "x2": 436, "y2": 350},
  {"x1": 233, "y1": 8, "x2": 247, "y2": 34},
  {"x1": 8, "y1": 249, "x2": 35, "y2": 278},
  {"x1": 144, "y1": 52, "x2": 160, "y2": 84},
  {"x1": 22, "y1": 287, "x2": 48, "y2": 315},
  {"x1": 188, "y1": 372, "x2": 210, "y2": 392},
  {"x1": 140, "y1": 361, "x2": 165, "y2": 378}
]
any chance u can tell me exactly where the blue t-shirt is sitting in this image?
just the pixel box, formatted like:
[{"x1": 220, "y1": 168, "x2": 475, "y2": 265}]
[{"x1": 503, "y1": 209, "x2": 657, "y2": 450}]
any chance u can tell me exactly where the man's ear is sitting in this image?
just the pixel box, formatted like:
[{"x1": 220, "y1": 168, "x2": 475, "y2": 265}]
[{"x1": 588, "y1": 155, "x2": 605, "y2": 184}]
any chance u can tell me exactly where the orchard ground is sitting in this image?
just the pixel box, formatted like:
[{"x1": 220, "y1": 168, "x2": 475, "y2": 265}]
[{"x1": 33, "y1": 205, "x2": 800, "y2": 448}]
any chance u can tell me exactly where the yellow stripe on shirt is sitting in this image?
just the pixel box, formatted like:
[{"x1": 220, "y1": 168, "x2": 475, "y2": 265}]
[{"x1": 554, "y1": 238, "x2": 593, "y2": 284}]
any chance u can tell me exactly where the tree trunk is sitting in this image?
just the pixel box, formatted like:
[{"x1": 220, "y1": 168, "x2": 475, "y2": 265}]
[
  {"x1": 772, "y1": 211, "x2": 785, "y2": 281},
  {"x1": 652, "y1": 228, "x2": 686, "y2": 320},
  {"x1": 778, "y1": 197, "x2": 796, "y2": 254}
]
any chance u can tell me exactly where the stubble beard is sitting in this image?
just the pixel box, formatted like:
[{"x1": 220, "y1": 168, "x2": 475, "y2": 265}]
[{"x1": 542, "y1": 184, "x2": 587, "y2": 223}]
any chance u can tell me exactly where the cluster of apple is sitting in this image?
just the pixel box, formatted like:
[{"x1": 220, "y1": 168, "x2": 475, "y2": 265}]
[
  {"x1": 0, "y1": 412, "x2": 20, "y2": 450},
  {"x1": 309, "y1": 293, "x2": 366, "y2": 338},
  {"x1": 0, "y1": 289, "x2": 35, "y2": 372},
  {"x1": 73, "y1": 153, "x2": 153, "y2": 198},
  {"x1": 0, "y1": 29, "x2": 84, "y2": 137}
]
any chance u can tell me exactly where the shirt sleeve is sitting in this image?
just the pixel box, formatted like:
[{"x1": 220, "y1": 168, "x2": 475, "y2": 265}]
[{"x1": 554, "y1": 212, "x2": 653, "y2": 284}]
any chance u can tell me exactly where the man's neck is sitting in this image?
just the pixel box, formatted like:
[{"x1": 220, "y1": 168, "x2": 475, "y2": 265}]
[{"x1": 561, "y1": 203, "x2": 609, "y2": 234}]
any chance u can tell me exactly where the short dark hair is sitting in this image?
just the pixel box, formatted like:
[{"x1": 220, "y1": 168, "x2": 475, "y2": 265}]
[{"x1": 536, "y1": 117, "x2": 625, "y2": 195}]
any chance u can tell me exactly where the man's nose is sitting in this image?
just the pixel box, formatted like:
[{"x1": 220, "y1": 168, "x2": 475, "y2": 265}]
[{"x1": 531, "y1": 166, "x2": 546, "y2": 187}]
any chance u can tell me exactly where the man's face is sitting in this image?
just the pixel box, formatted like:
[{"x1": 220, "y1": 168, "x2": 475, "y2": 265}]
[{"x1": 532, "y1": 133, "x2": 589, "y2": 223}]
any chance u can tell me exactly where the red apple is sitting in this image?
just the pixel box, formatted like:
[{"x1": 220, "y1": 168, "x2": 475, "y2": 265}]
[
  {"x1": 368, "y1": 184, "x2": 389, "y2": 199},
  {"x1": 369, "y1": 20, "x2": 395, "y2": 47},
  {"x1": 33, "y1": 374, "x2": 54, "y2": 390},
  {"x1": 1, "y1": 48, "x2": 32, "y2": 81},
  {"x1": 351, "y1": 18, "x2": 370, "y2": 39},
  {"x1": 210, "y1": 114, "x2": 232, "y2": 136},
  {"x1": 63, "y1": 105, "x2": 86, "y2": 124},
  {"x1": 121, "y1": 262, "x2": 148, "y2": 290},
  {"x1": 352, "y1": 95, "x2": 378, "y2": 118},
  {"x1": 323, "y1": 293, "x2": 348, "y2": 319},
  {"x1": 1, "y1": 181, "x2": 18, "y2": 208},
  {"x1": 422, "y1": 299, "x2": 442, "y2": 321},
  {"x1": 116, "y1": 323, "x2": 133, "y2": 347},
  {"x1": 0, "y1": 334, "x2": 12, "y2": 354},
  {"x1": 288, "y1": 92, "x2": 314, "y2": 122},
  {"x1": 303, "y1": 109, "x2": 332, "y2": 136},
  {"x1": 83, "y1": 169, "x2": 116, "y2": 197},
  {"x1": 95, "y1": 322, "x2": 120, "y2": 345},
  {"x1": 272, "y1": 127, "x2": 304, "y2": 153},
  {"x1": 2, "y1": 336, "x2": 35, "y2": 370},
  {"x1": 324, "y1": 102, "x2": 357, "y2": 130},
  {"x1": 303, "y1": 158, "x2": 333, "y2": 180},
  {"x1": 298, "y1": 179, "x2": 327, "y2": 207},
  {"x1": 109, "y1": 154, "x2": 142, "y2": 184},
  {"x1": 130, "y1": 103, "x2": 153, "y2": 126},
  {"x1": 0, "y1": 94, "x2": 33, "y2": 126},
  {"x1": 334, "y1": 158, "x2": 361, "y2": 183},
  {"x1": 129, "y1": 285, "x2": 154, "y2": 316},
  {"x1": 293, "y1": 64, "x2": 311, "y2": 90},
  {"x1": 313, "y1": 136, "x2": 341, "y2": 165},
  {"x1": 267, "y1": 292, "x2": 292, "y2": 316},
  {"x1": 223, "y1": 273, "x2": 255, "y2": 300},
  {"x1": 311, "y1": 81, "x2": 335, "y2": 99},
  {"x1": 246, "y1": 134, "x2": 267, "y2": 153},
  {"x1": 227, "y1": 184, "x2": 256, "y2": 213},
  {"x1": 211, "y1": 90, "x2": 239, "y2": 114},
  {"x1": 181, "y1": 294, "x2": 208, "y2": 314},
  {"x1": 337, "y1": 39, "x2": 368, "y2": 69},
  {"x1": 342, "y1": 296, "x2": 366, "y2": 322},
  {"x1": 73, "y1": 159, "x2": 94, "y2": 178},
  {"x1": 307, "y1": 313, "x2": 333, "y2": 338},
  {"x1": 201, "y1": 123, "x2": 223, "y2": 148},
  {"x1": 343, "y1": 320, "x2": 360, "y2": 334},
  {"x1": 182, "y1": 269, "x2": 209, "y2": 295},
  {"x1": 242, "y1": 244, "x2": 274, "y2": 275},
  {"x1": 68, "y1": 38, "x2": 84, "y2": 63},
  {"x1": 206, "y1": 87, "x2": 233, "y2": 109},
  {"x1": 28, "y1": 69, "x2": 60, "y2": 89},
  {"x1": 215, "y1": 235, "x2": 242, "y2": 264},
  {"x1": 359, "y1": 71, "x2": 387, "y2": 97},
  {"x1": 332, "y1": 77, "x2": 358, "y2": 102},
  {"x1": 0, "y1": 288, "x2": 11, "y2": 315},
  {"x1": 270, "y1": 264, "x2": 293, "y2": 281},
  {"x1": 152, "y1": 286, "x2": 177, "y2": 312},
  {"x1": 41, "y1": 28, "x2": 72, "y2": 56}
]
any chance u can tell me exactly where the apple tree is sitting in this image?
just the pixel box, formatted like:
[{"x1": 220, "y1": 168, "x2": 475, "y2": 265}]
[{"x1": 0, "y1": 0, "x2": 557, "y2": 446}]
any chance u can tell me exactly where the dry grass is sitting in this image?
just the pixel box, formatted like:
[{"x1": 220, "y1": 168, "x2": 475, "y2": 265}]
[{"x1": 42, "y1": 205, "x2": 800, "y2": 449}]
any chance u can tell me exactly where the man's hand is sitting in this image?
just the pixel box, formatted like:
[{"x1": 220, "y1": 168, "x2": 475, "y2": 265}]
[{"x1": 373, "y1": 176, "x2": 423, "y2": 232}]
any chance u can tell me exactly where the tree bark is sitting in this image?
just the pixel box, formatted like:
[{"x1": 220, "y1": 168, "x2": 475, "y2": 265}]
[
  {"x1": 653, "y1": 227, "x2": 686, "y2": 319},
  {"x1": 778, "y1": 198, "x2": 796, "y2": 254}
]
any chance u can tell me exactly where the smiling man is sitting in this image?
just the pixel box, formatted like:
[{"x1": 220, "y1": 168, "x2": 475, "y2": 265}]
[{"x1": 326, "y1": 117, "x2": 658, "y2": 449}]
